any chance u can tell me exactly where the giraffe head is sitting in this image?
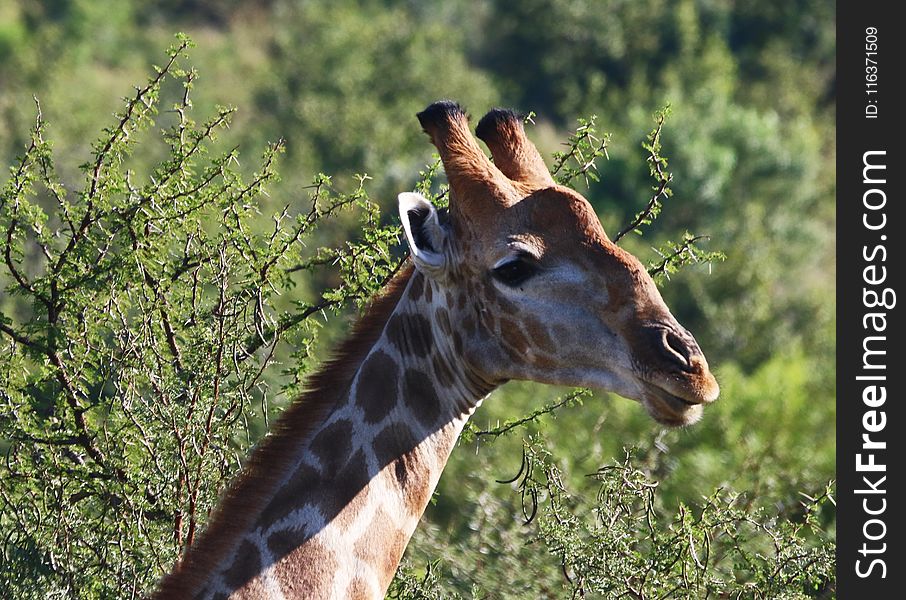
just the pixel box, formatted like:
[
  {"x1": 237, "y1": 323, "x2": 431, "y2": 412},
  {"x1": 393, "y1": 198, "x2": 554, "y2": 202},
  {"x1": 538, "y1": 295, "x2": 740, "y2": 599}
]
[{"x1": 399, "y1": 101, "x2": 718, "y2": 426}]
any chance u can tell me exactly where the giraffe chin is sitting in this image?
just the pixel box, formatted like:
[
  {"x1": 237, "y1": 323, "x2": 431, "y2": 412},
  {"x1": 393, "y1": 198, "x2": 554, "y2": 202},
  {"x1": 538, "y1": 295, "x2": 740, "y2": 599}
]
[{"x1": 641, "y1": 389, "x2": 705, "y2": 427}]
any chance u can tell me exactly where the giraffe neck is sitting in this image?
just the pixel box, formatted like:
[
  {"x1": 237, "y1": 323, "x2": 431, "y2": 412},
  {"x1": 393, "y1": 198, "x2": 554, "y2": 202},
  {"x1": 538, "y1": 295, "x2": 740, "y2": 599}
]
[{"x1": 162, "y1": 268, "x2": 495, "y2": 599}]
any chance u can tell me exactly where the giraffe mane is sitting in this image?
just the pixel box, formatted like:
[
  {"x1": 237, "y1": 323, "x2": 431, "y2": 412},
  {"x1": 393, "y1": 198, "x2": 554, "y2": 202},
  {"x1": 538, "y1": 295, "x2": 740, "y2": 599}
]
[{"x1": 152, "y1": 262, "x2": 416, "y2": 599}]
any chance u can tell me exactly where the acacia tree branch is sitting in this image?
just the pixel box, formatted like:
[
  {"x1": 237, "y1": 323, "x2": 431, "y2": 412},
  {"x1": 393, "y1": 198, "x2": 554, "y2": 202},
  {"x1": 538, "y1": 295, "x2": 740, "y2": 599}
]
[
  {"x1": 614, "y1": 113, "x2": 671, "y2": 243},
  {"x1": 51, "y1": 38, "x2": 191, "y2": 277},
  {"x1": 0, "y1": 319, "x2": 45, "y2": 351},
  {"x1": 614, "y1": 172, "x2": 672, "y2": 243},
  {"x1": 647, "y1": 235, "x2": 710, "y2": 278},
  {"x1": 46, "y1": 350, "x2": 123, "y2": 479},
  {"x1": 466, "y1": 390, "x2": 589, "y2": 440}
]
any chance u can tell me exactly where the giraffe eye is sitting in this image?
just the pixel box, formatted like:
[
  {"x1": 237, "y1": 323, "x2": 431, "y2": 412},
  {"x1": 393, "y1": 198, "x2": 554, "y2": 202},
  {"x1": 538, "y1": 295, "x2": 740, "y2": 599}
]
[{"x1": 492, "y1": 258, "x2": 539, "y2": 287}]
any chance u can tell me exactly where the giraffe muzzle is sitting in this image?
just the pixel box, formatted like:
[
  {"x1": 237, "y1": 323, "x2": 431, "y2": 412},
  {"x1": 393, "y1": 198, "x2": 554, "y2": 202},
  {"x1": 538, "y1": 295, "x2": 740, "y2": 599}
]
[{"x1": 633, "y1": 323, "x2": 719, "y2": 425}]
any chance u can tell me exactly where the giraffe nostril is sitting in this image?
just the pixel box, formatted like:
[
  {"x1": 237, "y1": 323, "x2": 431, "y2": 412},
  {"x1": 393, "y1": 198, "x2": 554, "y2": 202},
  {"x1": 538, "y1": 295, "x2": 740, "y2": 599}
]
[{"x1": 660, "y1": 329, "x2": 697, "y2": 372}]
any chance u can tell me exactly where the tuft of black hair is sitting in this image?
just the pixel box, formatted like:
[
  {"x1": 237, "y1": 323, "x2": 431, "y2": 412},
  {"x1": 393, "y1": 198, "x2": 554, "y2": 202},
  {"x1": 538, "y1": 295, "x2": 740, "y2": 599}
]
[
  {"x1": 475, "y1": 108, "x2": 524, "y2": 142},
  {"x1": 416, "y1": 100, "x2": 468, "y2": 131}
]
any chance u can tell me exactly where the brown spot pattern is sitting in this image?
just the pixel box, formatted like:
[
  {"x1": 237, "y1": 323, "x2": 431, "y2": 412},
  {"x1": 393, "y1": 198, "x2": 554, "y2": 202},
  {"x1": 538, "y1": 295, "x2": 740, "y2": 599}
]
[
  {"x1": 372, "y1": 422, "x2": 418, "y2": 469},
  {"x1": 402, "y1": 368, "x2": 442, "y2": 427},
  {"x1": 407, "y1": 272, "x2": 424, "y2": 302},
  {"x1": 431, "y1": 354, "x2": 455, "y2": 388},
  {"x1": 524, "y1": 315, "x2": 554, "y2": 350},
  {"x1": 483, "y1": 310, "x2": 497, "y2": 332},
  {"x1": 257, "y1": 462, "x2": 320, "y2": 527},
  {"x1": 353, "y1": 509, "x2": 409, "y2": 588},
  {"x1": 268, "y1": 528, "x2": 302, "y2": 560},
  {"x1": 385, "y1": 314, "x2": 405, "y2": 352},
  {"x1": 501, "y1": 318, "x2": 531, "y2": 356},
  {"x1": 465, "y1": 280, "x2": 476, "y2": 297},
  {"x1": 372, "y1": 423, "x2": 432, "y2": 512},
  {"x1": 222, "y1": 540, "x2": 262, "y2": 590},
  {"x1": 318, "y1": 448, "x2": 370, "y2": 520},
  {"x1": 335, "y1": 484, "x2": 374, "y2": 531},
  {"x1": 274, "y1": 538, "x2": 339, "y2": 598},
  {"x1": 385, "y1": 313, "x2": 434, "y2": 359},
  {"x1": 435, "y1": 306, "x2": 452, "y2": 335},
  {"x1": 462, "y1": 314, "x2": 476, "y2": 335},
  {"x1": 345, "y1": 578, "x2": 372, "y2": 600},
  {"x1": 453, "y1": 331, "x2": 464, "y2": 354},
  {"x1": 355, "y1": 350, "x2": 399, "y2": 423},
  {"x1": 401, "y1": 459, "x2": 430, "y2": 513},
  {"x1": 309, "y1": 419, "x2": 353, "y2": 473},
  {"x1": 407, "y1": 314, "x2": 434, "y2": 357}
]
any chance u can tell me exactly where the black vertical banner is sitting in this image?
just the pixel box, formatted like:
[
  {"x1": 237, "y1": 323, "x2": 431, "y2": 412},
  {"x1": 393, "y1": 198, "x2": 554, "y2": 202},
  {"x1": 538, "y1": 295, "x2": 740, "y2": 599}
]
[{"x1": 837, "y1": 3, "x2": 904, "y2": 596}]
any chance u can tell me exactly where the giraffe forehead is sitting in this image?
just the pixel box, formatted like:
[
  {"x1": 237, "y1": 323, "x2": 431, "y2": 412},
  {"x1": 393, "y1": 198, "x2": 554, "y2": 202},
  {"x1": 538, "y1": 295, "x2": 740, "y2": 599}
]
[
  {"x1": 528, "y1": 190, "x2": 611, "y2": 247},
  {"x1": 460, "y1": 185, "x2": 611, "y2": 257},
  {"x1": 522, "y1": 193, "x2": 648, "y2": 279}
]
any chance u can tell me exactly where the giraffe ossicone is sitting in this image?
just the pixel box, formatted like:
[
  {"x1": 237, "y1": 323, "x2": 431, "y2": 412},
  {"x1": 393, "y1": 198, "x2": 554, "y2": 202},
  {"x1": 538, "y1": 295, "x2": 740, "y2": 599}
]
[{"x1": 153, "y1": 101, "x2": 719, "y2": 599}]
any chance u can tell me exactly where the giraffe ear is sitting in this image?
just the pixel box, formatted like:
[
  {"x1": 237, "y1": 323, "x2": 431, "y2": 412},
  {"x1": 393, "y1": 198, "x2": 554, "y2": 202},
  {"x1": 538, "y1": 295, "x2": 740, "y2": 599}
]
[{"x1": 399, "y1": 192, "x2": 447, "y2": 277}]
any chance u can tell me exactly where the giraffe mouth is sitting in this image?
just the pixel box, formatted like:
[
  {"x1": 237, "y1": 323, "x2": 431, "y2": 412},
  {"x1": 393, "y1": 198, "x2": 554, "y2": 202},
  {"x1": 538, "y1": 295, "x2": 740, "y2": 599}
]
[{"x1": 642, "y1": 385, "x2": 705, "y2": 427}]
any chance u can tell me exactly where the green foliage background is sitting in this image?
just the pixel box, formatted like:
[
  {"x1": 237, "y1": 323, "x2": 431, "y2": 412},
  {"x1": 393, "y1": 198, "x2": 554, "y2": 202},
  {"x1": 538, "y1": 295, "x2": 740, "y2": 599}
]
[{"x1": 1, "y1": 1, "x2": 835, "y2": 598}]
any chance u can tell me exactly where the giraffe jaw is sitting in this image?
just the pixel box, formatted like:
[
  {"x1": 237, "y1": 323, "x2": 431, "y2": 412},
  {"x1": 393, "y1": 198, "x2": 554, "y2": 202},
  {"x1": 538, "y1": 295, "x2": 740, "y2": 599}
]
[{"x1": 640, "y1": 385, "x2": 706, "y2": 427}]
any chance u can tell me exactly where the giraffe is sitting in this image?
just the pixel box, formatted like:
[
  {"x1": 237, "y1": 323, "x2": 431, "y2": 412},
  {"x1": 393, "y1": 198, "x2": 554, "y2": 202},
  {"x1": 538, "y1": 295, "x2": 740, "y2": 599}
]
[{"x1": 152, "y1": 101, "x2": 719, "y2": 599}]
